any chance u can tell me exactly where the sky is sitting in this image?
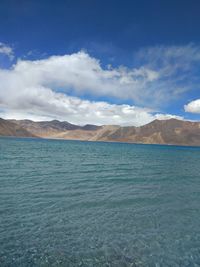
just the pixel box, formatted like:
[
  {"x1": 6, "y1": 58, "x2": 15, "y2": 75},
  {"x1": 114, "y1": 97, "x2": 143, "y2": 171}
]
[{"x1": 0, "y1": 0, "x2": 200, "y2": 126}]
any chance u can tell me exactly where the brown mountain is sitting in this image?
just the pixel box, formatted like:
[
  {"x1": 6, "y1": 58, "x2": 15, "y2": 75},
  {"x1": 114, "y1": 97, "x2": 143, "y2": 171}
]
[
  {"x1": 93, "y1": 119, "x2": 200, "y2": 146},
  {"x1": 1, "y1": 118, "x2": 200, "y2": 146},
  {"x1": 0, "y1": 118, "x2": 36, "y2": 137},
  {"x1": 9, "y1": 119, "x2": 102, "y2": 139}
]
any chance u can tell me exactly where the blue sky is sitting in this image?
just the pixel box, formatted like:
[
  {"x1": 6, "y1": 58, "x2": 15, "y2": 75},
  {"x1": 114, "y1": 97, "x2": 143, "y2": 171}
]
[{"x1": 0, "y1": 0, "x2": 200, "y2": 125}]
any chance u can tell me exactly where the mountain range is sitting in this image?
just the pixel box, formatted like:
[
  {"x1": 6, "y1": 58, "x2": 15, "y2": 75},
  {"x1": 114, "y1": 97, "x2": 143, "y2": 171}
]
[{"x1": 0, "y1": 117, "x2": 200, "y2": 146}]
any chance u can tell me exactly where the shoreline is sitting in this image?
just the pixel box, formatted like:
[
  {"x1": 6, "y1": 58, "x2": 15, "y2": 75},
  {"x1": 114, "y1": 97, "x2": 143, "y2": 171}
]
[{"x1": 1, "y1": 134, "x2": 200, "y2": 148}]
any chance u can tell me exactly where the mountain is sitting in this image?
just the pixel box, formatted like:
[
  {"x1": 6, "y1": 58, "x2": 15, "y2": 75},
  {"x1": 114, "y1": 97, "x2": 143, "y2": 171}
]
[
  {"x1": 1, "y1": 118, "x2": 200, "y2": 146},
  {"x1": 0, "y1": 118, "x2": 36, "y2": 137},
  {"x1": 9, "y1": 119, "x2": 102, "y2": 139},
  {"x1": 135, "y1": 119, "x2": 200, "y2": 146},
  {"x1": 93, "y1": 119, "x2": 200, "y2": 146},
  {"x1": 10, "y1": 119, "x2": 102, "y2": 138}
]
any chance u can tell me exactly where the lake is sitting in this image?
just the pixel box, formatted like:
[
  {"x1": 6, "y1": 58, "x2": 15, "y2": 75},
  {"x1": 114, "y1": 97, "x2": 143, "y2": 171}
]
[{"x1": 1, "y1": 137, "x2": 200, "y2": 266}]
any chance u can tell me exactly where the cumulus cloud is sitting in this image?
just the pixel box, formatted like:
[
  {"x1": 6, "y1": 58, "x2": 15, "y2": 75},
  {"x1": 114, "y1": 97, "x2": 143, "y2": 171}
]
[
  {"x1": 0, "y1": 51, "x2": 159, "y2": 105},
  {"x1": 0, "y1": 47, "x2": 190, "y2": 125},
  {"x1": 184, "y1": 99, "x2": 200, "y2": 114},
  {"x1": 1, "y1": 90, "x2": 183, "y2": 126},
  {"x1": 0, "y1": 48, "x2": 192, "y2": 107},
  {"x1": 0, "y1": 42, "x2": 14, "y2": 60}
]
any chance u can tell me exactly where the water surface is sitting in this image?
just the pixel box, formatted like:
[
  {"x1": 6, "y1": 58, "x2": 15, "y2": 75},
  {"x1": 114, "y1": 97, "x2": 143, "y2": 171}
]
[{"x1": 1, "y1": 137, "x2": 200, "y2": 266}]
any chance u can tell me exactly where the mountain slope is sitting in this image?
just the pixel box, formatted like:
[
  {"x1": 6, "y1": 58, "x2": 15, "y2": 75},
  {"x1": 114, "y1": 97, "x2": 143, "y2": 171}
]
[
  {"x1": 0, "y1": 118, "x2": 37, "y2": 137},
  {"x1": 93, "y1": 119, "x2": 200, "y2": 146},
  {"x1": 10, "y1": 119, "x2": 102, "y2": 138},
  {"x1": 2, "y1": 118, "x2": 200, "y2": 146},
  {"x1": 136, "y1": 119, "x2": 200, "y2": 145}
]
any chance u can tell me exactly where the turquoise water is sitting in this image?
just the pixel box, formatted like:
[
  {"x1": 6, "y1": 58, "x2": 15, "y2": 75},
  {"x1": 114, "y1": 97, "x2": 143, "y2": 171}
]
[{"x1": 1, "y1": 138, "x2": 200, "y2": 267}]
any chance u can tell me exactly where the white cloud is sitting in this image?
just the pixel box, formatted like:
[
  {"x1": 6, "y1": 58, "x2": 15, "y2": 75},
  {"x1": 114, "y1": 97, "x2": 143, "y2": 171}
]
[
  {"x1": 4, "y1": 51, "x2": 159, "y2": 104},
  {"x1": 184, "y1": 99, "x2": 200, "y2": 114},
  {"x1": 0, "y1": 48, "x2": 190, "y2": 109},
  {"x1": 154, "y1": 113, "x2": 184, "y2": 121},
  {"x1": 0, "y1": 42, "x2": 14, "y2": 60},
  {"x1": 0, "y1": 48, "x2": 190, "y2": 125},
  {"x1": 0, "y1": 50, "x2": 160, "y2": 126},
  {"x1": 1, "y1": 90, "x2": 182, "y2": 126}
]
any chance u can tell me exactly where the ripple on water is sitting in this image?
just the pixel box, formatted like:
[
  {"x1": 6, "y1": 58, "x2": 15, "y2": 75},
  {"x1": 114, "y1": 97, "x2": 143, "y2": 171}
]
[{"x1": 1, "y1": 138, "x2": 200, "y2": 266}]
